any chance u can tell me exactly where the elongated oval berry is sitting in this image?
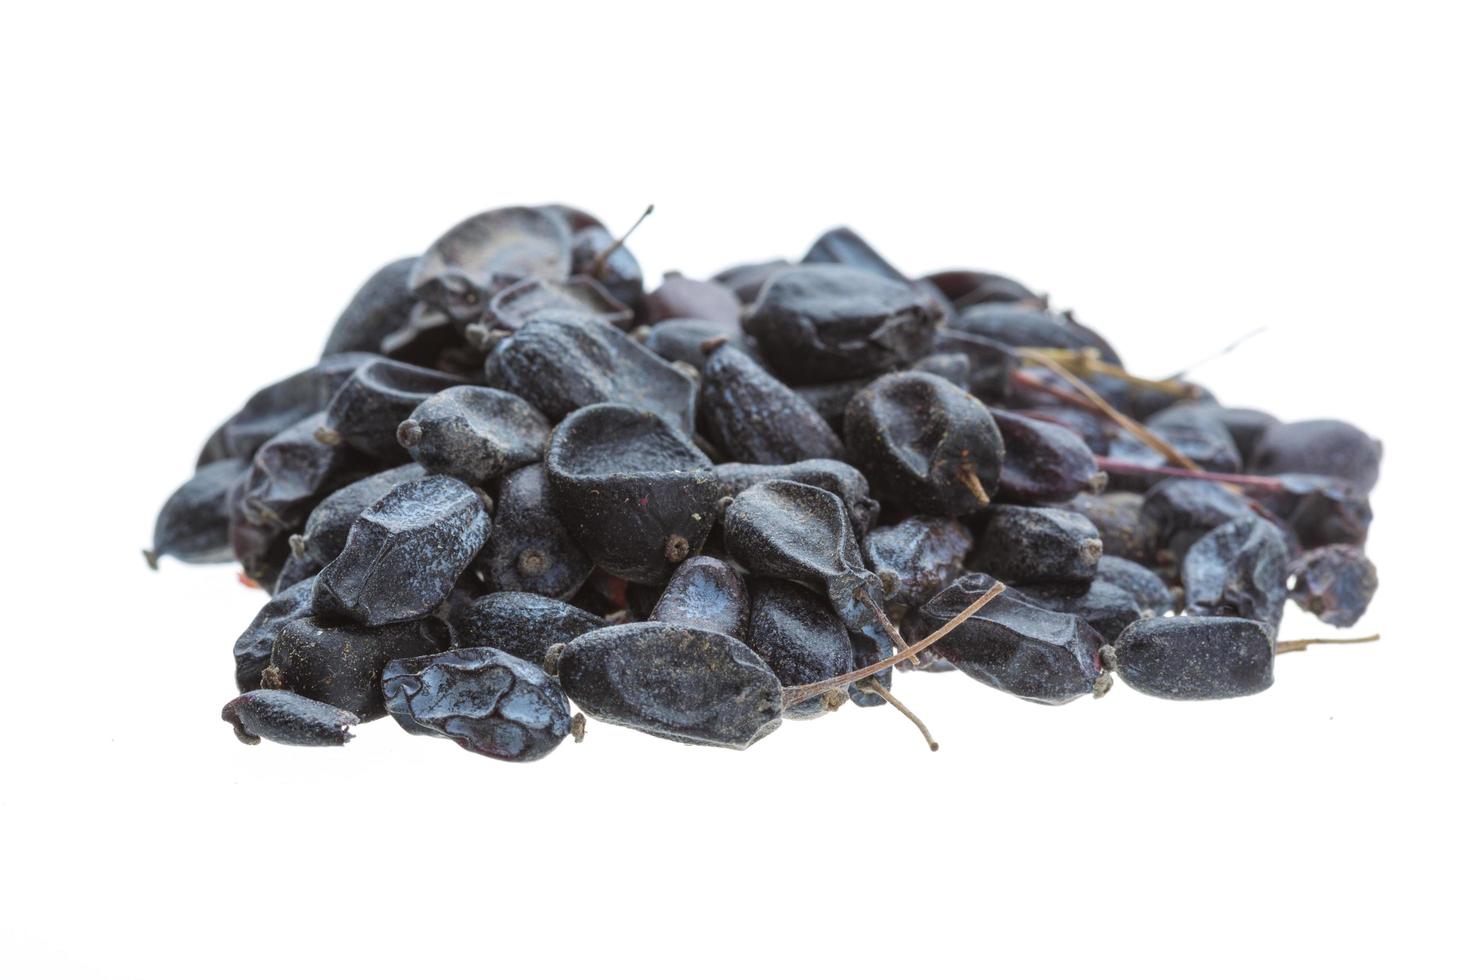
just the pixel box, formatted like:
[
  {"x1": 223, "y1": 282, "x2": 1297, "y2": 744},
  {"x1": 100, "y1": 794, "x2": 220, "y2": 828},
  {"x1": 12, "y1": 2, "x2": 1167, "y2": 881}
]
[
  {"x1": 861, "y1": 516, "x2": 973, "y2": 614},
  {"x1": 1112, "y1": 616, "x2": 1274, "y2": 700},
  {"x1": 222, "y1": 690, "x2": 359, "y2": 746},
  {"x1": 646, "y1": 273, "x2": 742, "y2": 328},
  {"x1": 313, "y1": 476, "x2": 491, "y2": 626},
  {"x1": 974, "y1": 505, "x2": 1103, "y2": 588},
  {"x1": 147, "y1": 457, "x2": 249, "y2": 568},
  {"x1": 545, "y1": 403, "x2": 721, "y2": 585},
  {"x1": 714, "y1": 459, "x2": 879, "y2": 535},
  {"x1": 920, "y1": 573, "x2": 1104, "y2": 705},
  {"x1": 233, "y1": 576, "x2": 318, "y2": 692},
  {"x1": 744, "y1": 578, "x2": 855, "y2": 720},
  {"x1": 474, "y1": 463, "x2": 593, "y2": 599},
  {"x1": 268, "y1": 615, "x2": 452, "y2": 720},
  {"x1": 642, "y1": 318, "x2": 746, "y2": 369},
  {"x1": 1250, "y1": 419, "x2": 1382, "y2": 493},
  {"x1": 322, "y1": 257, "x2": 419, "y2": 356},
  {"x1": 410, "y1": 206, "x2": 573, "y2": 321},
  {"x1": 698, "y1": 340, "x2": 846, "y2": 465},
  {"x1": 844, "y1": 371, "x2": 1004, "y2": 516},
  {"x1": 239, "y1": 411, "x2": 359, "y2": 530},
  {"x1": 1022, "y1": 580, "x2": 1143, "y2": 643},
  {"x1": 450, "y1": 591, "x2": 605, "y2": 665},
  {"x1": 397, "y1": 385, "x2": 549, "y2": 485},
  {"x1": 1181, "y1": 517, "x2": 1289, "y2": 632},
  {"x1": 650, "y1": 556, "x2": 749, "y2": 639},
  {"x1": 382, "y1": 648, "x2": 571, "y2": 762},
  {"x1": 300, "y1": 463, "x2": 427, "y2": 565},
  {"x1": 1288, "y1": 545, "x2": 1378, "y2": 628},
  {"x1": 557, "y1": 622, "x2": 783, "y2": 749},
  {"x1": 1094, "y1": 555, "x2": 1174, "y2": 617},
  {"x1": 319, "y1": 359, "x2": 465, "y2": 461},
  {"x1": 991, "y1": 408, "x2": 1104, "y2": 504}
]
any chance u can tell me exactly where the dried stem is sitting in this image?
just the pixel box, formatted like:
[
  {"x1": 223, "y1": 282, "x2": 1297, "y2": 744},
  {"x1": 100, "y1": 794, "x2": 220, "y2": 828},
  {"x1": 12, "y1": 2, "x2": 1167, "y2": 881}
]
[
  {"x1": 857, "y1": 590, "x2": 907, "y2": 652},
  {"x1": 1017, "y1": 347, "x2": 1201, "y2": 397},
  {"x1": 1095, "y1": 457, "x2": 1287, "y2": 490},
  {"x1": 959, "y1": 469, "x2": 991, "y2": 506},
  {"x1": 1276, "y1": 633, "x2": 1381, "y2": 655},
  {"x1": 1165, "y1": 326, "x2": 1268, "y2": 381},
  {"x1": 587, "y1": 204, "x2": 654, "y2": 277},
  {"x1": 860, "y1": 681, "x2": 939, "y2": 751}
]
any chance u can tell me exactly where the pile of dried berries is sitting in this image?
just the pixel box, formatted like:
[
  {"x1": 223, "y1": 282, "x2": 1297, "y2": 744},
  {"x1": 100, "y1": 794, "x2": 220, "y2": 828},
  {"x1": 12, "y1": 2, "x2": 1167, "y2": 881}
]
[{"x1": 150, "y1": 205, "x2": 1382, "y2": 758}]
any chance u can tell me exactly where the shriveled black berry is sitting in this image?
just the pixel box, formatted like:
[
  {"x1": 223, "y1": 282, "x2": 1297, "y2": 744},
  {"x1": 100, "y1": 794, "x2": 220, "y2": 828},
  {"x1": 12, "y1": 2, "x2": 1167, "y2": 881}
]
[
  {"x1": 698, "y1": 340, "x2": 846, "y2": 465},
  {"x1": 482, "y1": 275, "x2": 632, "y2": 334},
  {"x1": 197, "y1": 353, "x2": 375, "y2": 467},
  {"x1": 641, "y1": 317, "x2": 748, "y2": 369},
  {"x1": 722, "y1": 480, "x2": 885, "y2": 636},
  {"x1": 322, "y1": 257, "x2": 419, "y2": 357},
  {"x1": 1181, "y1": 517, "x2": 1289, "y2": 632},
  {"x1": 489, "y1": 311, "x2": 697, "y2": 432},
  {"x1": 792, "y1": 377, "x2": 875, "y2": 431},
  {"x1": 274, "y1": 550, "x2": 322, "y2": 595},
  {"x1": 846, "y1": 631, "x2": 894, "y2": 708},
  {"x1": 650, "y1": 556, "x2": 749, "y2": 639},
  {"x1": 1288, "y1": 545, "x2": 1378, "y2": 628},
  {"x1": 381, "y1": 648, "x2": 571, "y2": 762},
  {"x1": 1061, "y1": 492, "x2": 1156, "y2": 565},
  {"x1": 744, "y1": 265, "x2": 938, "y2": 384},
  {"x1": 410, "y1": 206, "x2": 573, "y2": 322},
  {"x1": 228, "y1": 477, "x2": 293, "y2": 586},
  {"x1": 950, "y1": 304, "x2": 1097, "y2": 356},
  {"x1": 844, "y1": 371, "x2": 1004, "y2": 516},
  {"x1": 1196, "y1": 405, "x2": 1279, "y2": 463},
  {"x1": 800, "y1": 226, "x2": 907, "y2": 284},
  {"x1": 1023, "y1": 580, "x2": 1143, "y2": 643},
  {"x1": 397, "y1": 385, "x2": 549, "y2": 484},
  {"x1": 713, "y1": 259, "x2": 794, "y2": 304},
  {"x1": 147, "y1": 457, "x2": 249, "y2": 568},
  {"x1": 450, "y1": 591, "x2": 606, "y2": 665},
  {"x1": 545, "y1": 403, "x2": 720, "y2": 585},
  {"x1": 974, "y1": 505, "x2": 1103, "y2": 589},
  {"x1": 861, "y1": 516, "x2": 973, "y2": 614},
  {"x1": 313, "y1": 476, "x2": 491, "y2": 626},
  {"x1": 745, "y1": 578, "x2": 855, "y2": 720},
  {"x1": 920, "y1": 573, "x2": 1105, "y2": 705},
  {"x1": 233, "y1": 576, "x2": 318, "y2": 692},
  {"x1": 646, "y1": 273, "x2": 742, "y2": 329},
  {"x1": 1140, "y1": 478, "x2": 1260, "y2": 567},
  {"x1": 558, "y1": 622, "x2": 783, "y2": 749},
  {"x1": 268, "y1": 615, "x2": 452, "y2": 720},
  {"x1": 473, "y1": 463, "x2": 592, "y2": 599},
  {"x1": 1250, "y1": 419, "x2": 1382, "y2": 493},
  {"x1": 299, "y1": 463, "x2": 426, "y2": 565},
  {"x1": 992, "y1": 408, "x2": 1104, "y2": 504},
  {"x1": 319, "y1": 359, "x2": 464, "y2": 462},
  {"x1": 1094, "y1": 555, "x2": 1174, "y2": 617},
  {"x1": 922, "y1": 269, "x2": 1042, "y2": 311},
  {"x1": 239, "y1": 411, "x2": 359, "y2": 531},
  {"x1": 1142, "y1": 402, "x2": 1242, "y2": 474},
  {"x1": 1113, "y1": 616, "x2": 1274, "y2": 700},
  {"x1": 909, "y1": 352, "x2": 972, "y2": 390},
  {"x1": 222, "y1": 689, "x2": 359, "y2": 747},
  {"x1": 927, "y1": 331, "x2": 1016, "y2": 403},
  {"x1": 714, "y1": 459, "x2": 879, "y2": 535},
  {"x1": 1259, "y1": 474, "x2": 1373, "y2": 550}
]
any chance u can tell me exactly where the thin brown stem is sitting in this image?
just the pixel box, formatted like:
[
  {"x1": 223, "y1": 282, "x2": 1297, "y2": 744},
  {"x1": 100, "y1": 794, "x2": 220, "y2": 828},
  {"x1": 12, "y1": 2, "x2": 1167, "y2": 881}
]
[
  {"x1": 1095, "y1": 457, "x2": 1287, "y2": 490},
  {"x1": 1017, "y1": 347, "x2": 1200, "y2": 397},
  {"x1": 860, "y1": 681, "x2": 939, "y2": 751},
  {"x1": 857, "y1": 590, "x2": 907, "y2": 652},
  {"x1": 587, "y1": 204, "x2": 654, "y2": 277},
  {"x1": 1276, "y1": 633, "x2": 1380, "y2": 655},
  {"x1": 959, "y1": 469, "x2": 991, "y2": 506},
  {"x1": 1011, "y1": 371, "x2": 1101, "y2": 414}
]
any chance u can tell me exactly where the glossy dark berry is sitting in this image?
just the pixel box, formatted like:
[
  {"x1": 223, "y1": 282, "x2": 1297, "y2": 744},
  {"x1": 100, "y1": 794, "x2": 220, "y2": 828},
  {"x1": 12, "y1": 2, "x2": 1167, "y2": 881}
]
[
  {"x1": 744, "y1": 578, "x2": 855, "y2": 720},
  {"x1": 321, "y1": 257, "x2": 419, "y2": 357},
  {"x1": 1094, "y1": 555, "x2": 1174, "y2": 617},
  {"x1": 410, "y1": 206, "x2": 573, "y2": 322},
  {"x1": 450, "y1": 591, "x2": 605, "y2": 665},
  {"x1": 319, "y1": 358, "x2": 464, "y2": 462},
  {"x1": 545, "y1": 403, "x2": 721, "y2": 585},
  {"x1": 861, "y1": 516, "x2": 973, "y2": 614},
  {"x1": 267, "y1": 615, "x2": 452, "y2": 720},
  {"x1": 974, "y1": 505, "x2": 1103, "y2": 589},
  {"x1": 299, "y1": 463, "x2": 426, "y2": 565},
  {"x1": 646, "y1": 273, "x2": 742, "y2": 329},
  {"x1": 147, "y1": 457, "x2": 249, "y2": 568},
  {"x1": 1113, "y1": 616, "x2": 1274, "y2": 700},
  {"x1": 557, "y1": 622, "x2": 784, "y2": 749},
  {"x1": 313, "y1": 475, "x2": 492, "y2": 626},
  {"x1": 991, "y1": 408, "x2": 1104, "y2": 504},
  {"x1": 844, "y1": 371, "x2": 1004, "y2": 516},
  {"x1": 698, "y1": 340, "x2": 846, "y2": 465},
  {"x1": 1288, "y1": 545, "x2": 1378, "y2": 628},
  {"x1": 650, "y1": 556, "x2": 749, "y2": 639},
  {"x1": 1181, "y1": 517, "x2": 1289, "y2": 633},
  {"x1": 474, "y1": 463, "x2": 592, "y2": 599},
  {"x1": 233, "y1": 576, "x2": 318, "y2": 692},
  {"x1": 800, "y1": 226, "x2": 907, "y2": 284},
  {"x1": 381, "y1": 648, "x2": 571, "y2": 762},
  {"x1": 1250, "y1": 419, "x2": 1382, "y2": 492},
  {"x1": 222, "y1": 690, "x2": 359, "y2": 747},
  {"x1": 397, "y1": 385, "x2": 549, "y2": 484}
]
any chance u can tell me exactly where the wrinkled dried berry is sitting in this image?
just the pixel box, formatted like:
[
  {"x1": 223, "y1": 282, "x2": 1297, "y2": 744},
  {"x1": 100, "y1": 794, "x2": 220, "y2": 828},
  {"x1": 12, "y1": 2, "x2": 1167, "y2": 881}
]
[
  {"x1": 268, "y1": 615, "x2": 452, "y2": 720},
  {"x1": 861, "y1": 516, "x2": 973, "y2": 614},
  {"x1": 397, "y1": 385, "x2": 549, "y2": 484},
  {"x1": 147, "y1": 457, "x2": 249, "y2": 568},
  {"x1": 714, "y1": 459, "x2": 879, "y2": 534},
  {"x1": 1250, "y1": 419, "x2": 1382, "y2": 492},
  {"x1": 299, "y1": 463, "x2": 427, "y2": 565},
  {"x1": 1140, "y1": 478, "x2": 1260, "y2": 567},
  {"x1": 382, "y1": 648, "x2": 571, "y2": 762},
  {"x1": 921, "y1": 269, "x2": 1042, "y2": 311},
  {"x1": 1181, "y1": 517, "x2": 1289, "y2": 632},
  {"x1": 650, "y1": 556, "x2": 749, "y2": 639},
  {"x1": 322, "y1": 257, "x2": 419, "y2": 357},
  {"x1": 1113, "y1": 616, "x2": 1274, "y2": 700},
  {"x1": 1288, "y1": 545, "x2": 1378, "y2": 628},
  {"x1": 1094, "y1": 555, "x2": 1174, "y2": 617},
  {"x1": 473, "y1": 463, "x2": 592, "y2": 599},
  {"x1": 239, "y1": 410, "x2": 359, "y2": 530},
  {"x1": 1023, "y1": 580, "x2": 1142, "y2": 643},
  {"x1": 974, "y1": 505, "x2": 1102, "y2": 588},
  {"x1": 1060, "y1": 492, "x2": 1156, "y2": 565},
  {"x1": 450, "y1": 591, "x2": 605, "y2": 664},
  {"x1": 222, "y1": 689, "x2": 359, "y2": 747},
  {"x1": 642, "y1": 317, "x2": 747, "y2": 369},
  {"x1": 699, "y1": 340, "x2": 845, "y2": 465},
  {"x1": 233, "y1": 576, "x2": 318, "y2": 692},
  {"x1": 646, "y1": 273, "x2": 742, "y2": 328},
  {"x1": 481, "y1": 275, "x2": 632, "y2": 335},
  {"x1": 992, "y1": 408, "x2": 1104, "y2": 504},
  {"x1": 411, "y1": 206, "x2": 573, "y2": 321},
  {"x1": 801, "y1": 226, "x2": 907, "y2": 283},
  {"x1": 745, "y1": 578, "x2": 855, "y2": 719},
  {"x1": 319, "y1": 359, "x2": 464, "y2": 461}
]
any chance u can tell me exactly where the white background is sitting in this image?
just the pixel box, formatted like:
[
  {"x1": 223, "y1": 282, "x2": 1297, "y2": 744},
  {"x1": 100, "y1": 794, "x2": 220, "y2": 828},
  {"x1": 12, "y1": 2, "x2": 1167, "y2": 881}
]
[{"x1": 2, "y1": 3, "x2": 1466, "y2": 978}]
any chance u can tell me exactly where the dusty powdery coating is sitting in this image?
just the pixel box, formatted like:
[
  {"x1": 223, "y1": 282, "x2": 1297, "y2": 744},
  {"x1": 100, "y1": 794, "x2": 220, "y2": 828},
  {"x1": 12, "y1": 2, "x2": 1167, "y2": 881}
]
[
  {"x1": 843, "y1": 371, "x2": 1004, "y2": 516},
  {"x1": 489, "y1": 311, "x2": 698, "y2": 432},
  {"x1": 714, "y1": 459, "x2": 880, "y2": 535},
  {"x1": 319, "y1": 359, "x2": 464, "y2": 462},
  {"x1": 1140, "y1": 478, "x2": 1260, "y2": 564},
  {"x1": 396, "y1": 385, "x2": 549, "y2": 485},
  {"x1": 1250, "y1": 419, "x2": 1383, "y2": 493},
  {"x1": 698, "y1": 341, "x2": 846, "y2": 465},
  {"x1": 1021, "y1": 580, "x2": 1144, "y2": 643},
  {"x1": 1061, "y1": 492, "x2": 1156, "y2": 565},
  {"x1": 545, "y1": 403, "x2": 720, "y2": 585},
  {"x1": 642, "y1": 317, "x2": 747, "y2": 369},
  {"x1": 557, "y1": 622, "x2": 783, "y2": 749},
  {"x1": 268, "y1": 615, "x2": 452, "y2": 721},
  {"x1": 1288, "y1": 545, "x2": 1379, "y2": 628},
  {"x1": 239, "y1": 411, "x2": 358, "y2": 530},
  {"x1": 1112, "y1": 616, "x2": 1275, "y2": 700},
  {"x1": 233, "y1": 576, "x2": 319, "y2": 693},
  {"x1": 949, "y1": 304, "x2": 1096, "y2": 354},
  {"x1": 861, "y1": 516, "x2": 973, "y2": 613},
  {"x1": 474, "y1": 463, "x2": 593, "y2": 599},
  {"x1": 975, "y1": 505, "x2": 1103, "y2": 589},
  {"x1": 745, "y1": 578, "x2": 855, "y2": 720},
  {"x1": 927, "y1": 330, "x2": 1017, "y2": 403},
  {"x1": 313, "y1": 476, "x2": 491, "y2": 626},
  {"x1": 1094, "y1": 555, "x2": 1175, "y2": 618},
  {"x1": 449, "y1": 591, "x2": 605, "y2": 665},
  {"x1": 410, "y1": 206, "x2": 573, "y2": 322},
  {"x1": 650, "y1": 556, "x2": 750, "y2": 640},
  {"x1": 221, "y1": 689, "x2": 359, "y2": 747},
  {"x1": 743, "y1": 265, "x2": 939, "y2": 384},
  {"x1": 381, "y1": 648, "x2": 572, "y2": 762},
  {"x1": 321, "y1": 257, "x2": 420, "y2": 357},
  {"x1": 920, "y1": 573, "x2": 1105, "y2": 705},
  {"x1": 1181, "y1": 517, "x2": 1289, "y2": 633},
  {"x1": 722, "y1": 480, "x2": 885, "y2": 636},
  {"x1": 148, "y1": 457, "x2": 250, "y2": 567},
  {"x1": 300, "y1": 463, "x2": 427, "y2": 565},
  {"x1": 1256, "y1": 474, "x2": 1373, "y2": 550},
  {"x1": 991, "y1": 408, "x2": 1104, "y2": 504}
]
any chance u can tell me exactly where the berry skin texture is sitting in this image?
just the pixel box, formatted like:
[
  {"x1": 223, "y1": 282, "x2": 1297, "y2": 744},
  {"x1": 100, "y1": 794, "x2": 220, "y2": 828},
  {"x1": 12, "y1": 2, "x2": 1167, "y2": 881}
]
[
  {"x1": 861, "y1": 516, "x2": 973, "y2": 615},
  {"x1": 381, "y1": 648, "x2": 571, "y2": 762},
  {"x1": 409, "y1": 206, "x2": 573, "y2": 322},
  {"x1": 714, "y1": 459, "x2": 879, "y2": 535},
  {"x1": 745, "y1": 578, "x2": 855, "y2": 720},
  {"x1": 222, "y1": 689, "x2": 359, "y2": 747},
  {"x1": 148, "y1": 457, "x2": 249, "y2": 567},
  {"x1": 449, "y1": 591, "x2": 605, "y2": 665},
  {"x1": 698, "y1": 341, "x2": 846, "y2": 465},
  {"x1": 1288, "y1": 545, "x2": 1379, "y2": 628},
  {"x1": 397, "y1": 385, "x2": 550, "y2": 485},
  {"x1": 1061, "y1": 492, "x2": 1156, "y2": 566},
  {"x1": 975, "y1": 505, "x2": 1104, "y2": 589},
  {"x1": 475, "y1": 463, "x2": 593, "y2": 600},
  {"x1": 300, "y1": 463, "x2": 427, "y2": 565},
  {"x1": 1094, "y1": 555, "x2": 1175, "y2": 618},
  {"x1": 1250, "y1": 419, "x2": 1383, "y2": 493},
  {"x1": 268, "y1": 615, "x2": 451, "y2": 720},
  {"x1": 991, "y1": 409, "x2": 1104, "y2": 504},
  {"x1": 557, "y1": 622, "x2": 784, "y2": 749},
  {"x1": 320, "y1": 358, "x2": 464, "y2": 462},
  {"x1": 1113, "y1": 616, "x2": 1275, "y2": 700},
  {"x1": 313, "y1": 476, "x2": 491, "y2": 626},
  {"x1": 1140, "y1": 478, "x2": 1260, "y2": 566},
  {"x1": 232, "y1": 577, "x2": 319, "y2": 692},
  {"x1": 321, "y1": 257, "x2": 419, "y2": 357},
  {"x1": 920, "y1": 573, "x2": 1105, "y2": 705},
  {"x1": 650, "y1": 556, "x2": 750, "y2": 640},
  {"x1": 1181, "y1": 517, "x2": 1290, "y2": 633},
  {"x1": 844, "y1": 371, "x2": 1004, "y2": 516}
]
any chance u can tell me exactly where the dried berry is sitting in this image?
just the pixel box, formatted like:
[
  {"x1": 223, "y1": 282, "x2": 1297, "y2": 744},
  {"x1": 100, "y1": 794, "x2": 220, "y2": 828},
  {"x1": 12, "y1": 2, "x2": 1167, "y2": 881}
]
[
  {"x1": 268, "y1": 615, "x2": 452, "y2": 720},
  {"x1": 481, "y1": 275, "x2": 632, "y2": 335},
  {"x1": 1250, "y1": 419, "x2": 1382, "y2": 492},
  {"x1": 1094, "y1": 555, "x2": 1174, "y2": 617},
  {"x1": 974, "y1": 505, "x2": 1103, "y2": 589},
  {"x1": 714, "y1": 460, "x2": 879, "y2": 535},
  {"x1": 233, "y1": 576, "x2": 318, "y2": 692},
  {"x1": 474, "y1": 463, "x2": 593, "y2": 599},
  {"x1": 146, "y1": 457, "x2": 249, "y2": 568},
  {"x1": 1112, "y1": 616, "x2": 1275, "y2": 700},
  {"x1": 745, "y1": 578, "x2": 855, "y2": 720},
  {"x1": 450, "y1": 591, "x2": 605, "y2": 664},
  {"x1": 861, "y1": 516, "x2": 973, "y2": 614},
  {"x1": 396, "y1": 385, "x2": 549, "y2": 484},
  {"x1": 801, "y1": 226, "x2": 907, "y2": 283},
  {"x1": 992, "y1": 408, "x2": 1104, "y2": 504},
  {"x1": 646, "y1": 273, "x2": 742, "y2": 328},
  {"x1": 299, "y1": 463, "x2": 427, "y2": 565},
  {"x1": 322, "y1": 257, "x2": 419, "y2": 357},
  {"x1": 698, "y1": 340, "x2": 845, "y2": 465},
  {"x1": 1288, "y1": 545, "x2": 1378, "y2": 628},
  {"x1": 642, "y1": 317, "x2": 747, "y2": 369},
  {"x1": 411, "y1": 206, "x2": 573, "y2": 322},
  {"x1": 1181, "y1": 517, "x2": 1290, "y2": 632},
  {"x1": 222, "y1": 690, "x2": 359, "y2": 747},
  {"x1": 1060, "y1": 492, "x2": 1156, "y2": 565},
  {"x1": 319, "y1": 359, "x2": 464, "y2": 462},
  {"x1": 650, "y1": 556, "x2": 749, "y2": 639}
]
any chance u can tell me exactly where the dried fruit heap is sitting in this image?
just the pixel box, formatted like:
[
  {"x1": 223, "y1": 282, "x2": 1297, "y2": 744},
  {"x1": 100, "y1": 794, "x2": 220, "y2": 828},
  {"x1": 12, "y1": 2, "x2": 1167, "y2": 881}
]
[{"x1": 150, "y1": 206, "x2": 1383, "y2": 759}]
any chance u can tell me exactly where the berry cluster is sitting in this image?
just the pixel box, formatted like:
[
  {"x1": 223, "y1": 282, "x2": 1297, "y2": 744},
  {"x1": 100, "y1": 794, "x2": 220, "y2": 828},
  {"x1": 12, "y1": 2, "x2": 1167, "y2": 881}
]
[{"x1": 151, "y1": 206, "x2": 1382, "y2": 759}]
